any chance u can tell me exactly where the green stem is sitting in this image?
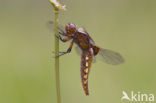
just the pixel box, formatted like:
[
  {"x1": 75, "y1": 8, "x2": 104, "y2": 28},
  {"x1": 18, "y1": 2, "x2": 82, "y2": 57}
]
[
  {"x1": 49, "y1": 0, "x2": 65, "y2": 102},
  {"x1": 54, "y1": 8, "x2": 61, "y2": 103}
]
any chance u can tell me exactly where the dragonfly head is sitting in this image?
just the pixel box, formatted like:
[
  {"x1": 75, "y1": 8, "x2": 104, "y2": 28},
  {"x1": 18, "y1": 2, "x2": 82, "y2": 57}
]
[{"x1": 65, "y1": 23, "x2": 76, "y2": 35}]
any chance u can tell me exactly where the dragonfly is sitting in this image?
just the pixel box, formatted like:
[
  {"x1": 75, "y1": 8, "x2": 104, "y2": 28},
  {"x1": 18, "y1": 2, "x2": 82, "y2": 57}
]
[{"x1": 55, "y1": 23, "x2": 125, "y2": 95}]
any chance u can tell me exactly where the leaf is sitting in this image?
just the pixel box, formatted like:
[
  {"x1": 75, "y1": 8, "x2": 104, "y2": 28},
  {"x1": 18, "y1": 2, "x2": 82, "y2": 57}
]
[{"x1": 49, "y1": 0, "x2": 66, "y2": 10}]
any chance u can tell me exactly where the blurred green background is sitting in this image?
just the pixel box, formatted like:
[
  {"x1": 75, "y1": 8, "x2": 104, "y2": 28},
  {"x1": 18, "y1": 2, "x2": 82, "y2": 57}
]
[{"x1": 0, "y1": 0, "x2": 156, "y2": 103}]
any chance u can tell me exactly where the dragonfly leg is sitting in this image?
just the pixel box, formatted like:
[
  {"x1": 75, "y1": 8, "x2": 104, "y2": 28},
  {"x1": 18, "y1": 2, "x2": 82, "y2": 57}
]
[
  {"x1": 55, "y1": 49, "x2": 71, "y2": 58},
  {"x1": 55, "y1": 40, "x2": 74, "y2": 58},
  {"x1": 55, "y1": 34, "x2": 71, "y2": 42},
  {"x1": 58, "y1": 27, "x2": 67, "y2": 36},
  {"x1": 52, "y1": 51, "x2": 68, "y2": 54}
]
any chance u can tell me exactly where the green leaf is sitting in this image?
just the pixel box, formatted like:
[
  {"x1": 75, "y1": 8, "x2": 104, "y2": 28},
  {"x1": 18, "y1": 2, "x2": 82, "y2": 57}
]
[{"x1": 49, "y1": 0, "x2": 66, "y2": 10}]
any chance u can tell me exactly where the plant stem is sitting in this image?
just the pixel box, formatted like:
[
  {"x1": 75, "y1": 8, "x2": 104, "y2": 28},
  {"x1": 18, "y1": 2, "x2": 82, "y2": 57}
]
[
  {"x1": 54, "y1": 8, "x2": 61, "y2": 103},
  {"x1": 49, "y1": 0, "x2": 65, "y2": 102}
]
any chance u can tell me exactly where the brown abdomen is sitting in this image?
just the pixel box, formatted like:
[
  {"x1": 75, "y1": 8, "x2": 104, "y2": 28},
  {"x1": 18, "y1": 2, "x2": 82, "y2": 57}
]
[{"x1": 81, "y1": 48, "x2": 93, "y2": 95}]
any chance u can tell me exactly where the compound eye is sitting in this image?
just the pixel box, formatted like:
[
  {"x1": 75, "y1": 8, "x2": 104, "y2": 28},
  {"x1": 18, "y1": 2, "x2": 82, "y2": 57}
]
[
  {"x1": 65, "y1": 23, "x2": 76, "y2": 34},
  {"x1": 70, "y1": 24, "x2": 76, "y2": 31},
  {"x1": 70, "y1": 24, "x2": 76, "y2": 28}
]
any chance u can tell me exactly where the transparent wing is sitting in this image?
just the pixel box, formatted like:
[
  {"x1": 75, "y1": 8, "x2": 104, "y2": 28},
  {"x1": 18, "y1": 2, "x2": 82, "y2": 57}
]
[
  {"x1": 75, "y1": 45, "x2": 82, "y2": 55},
  {"x1": 75, "y1": 46, "x2": 96, "y2": 63},
  {"x1": 46, "y1": 21, "x2": 65, "y2": 33},
  {"x1": 96, "y1": 48, "x2": 125, "y2": 65}
]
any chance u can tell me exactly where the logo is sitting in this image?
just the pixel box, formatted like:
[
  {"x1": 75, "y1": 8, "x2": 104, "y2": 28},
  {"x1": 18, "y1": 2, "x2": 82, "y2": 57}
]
[{"x1": 121, "y1": 91, "x2": 154, "y2": 102}]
